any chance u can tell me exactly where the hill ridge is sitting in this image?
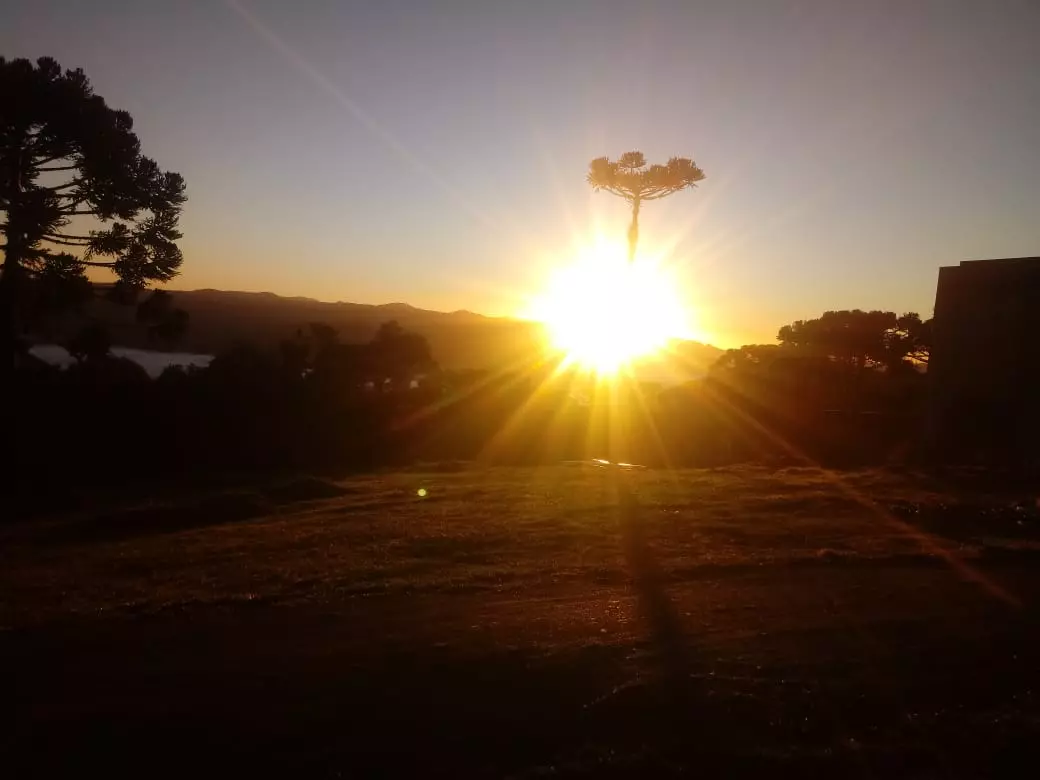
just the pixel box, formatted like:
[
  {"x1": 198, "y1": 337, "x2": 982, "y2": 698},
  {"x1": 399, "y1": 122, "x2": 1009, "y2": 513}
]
[{"x1": 91, "y1": 287, "x2": 722, "y2": 375}]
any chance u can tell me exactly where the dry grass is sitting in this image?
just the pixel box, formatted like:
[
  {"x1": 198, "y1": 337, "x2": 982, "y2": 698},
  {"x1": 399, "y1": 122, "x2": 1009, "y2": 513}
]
[
  {"x1": 3, "y1": 464, "x2": 1034, "y2": 627},
  {"x1": 5, "y1": 465, "x2": 1040, "y2": 778}
]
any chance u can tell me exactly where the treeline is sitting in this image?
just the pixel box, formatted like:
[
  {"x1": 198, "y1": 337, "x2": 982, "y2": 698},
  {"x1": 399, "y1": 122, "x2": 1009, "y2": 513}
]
[
  {"x1": 687, "y1": 311, "x2": 932, "y2": 465},
  {"x1": 9, "y1": 308, "x2": 956, "y2": 507}
]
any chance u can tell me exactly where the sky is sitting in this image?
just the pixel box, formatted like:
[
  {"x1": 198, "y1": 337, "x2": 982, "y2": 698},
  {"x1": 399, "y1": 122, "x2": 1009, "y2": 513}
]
[{"x1": 4, "y1": 0, "x2": 1039, "y2": 347}]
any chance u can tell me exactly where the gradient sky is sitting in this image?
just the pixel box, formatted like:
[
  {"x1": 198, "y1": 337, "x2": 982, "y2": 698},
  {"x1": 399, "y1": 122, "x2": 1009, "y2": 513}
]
[{"x1": 4, "y1": 0, "x2": 1039, "y2": 346}]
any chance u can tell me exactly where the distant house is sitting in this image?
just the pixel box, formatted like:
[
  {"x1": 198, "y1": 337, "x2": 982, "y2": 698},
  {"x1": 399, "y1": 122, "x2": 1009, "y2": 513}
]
[{"x1": 929, "y1": 257, "x2": 1040, "y2": 464}]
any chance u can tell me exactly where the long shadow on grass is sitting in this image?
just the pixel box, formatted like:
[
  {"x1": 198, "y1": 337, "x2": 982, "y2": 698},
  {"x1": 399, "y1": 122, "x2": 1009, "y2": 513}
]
[{"x1": 613, "y1": 473, "x2": 698, "y2": 702}]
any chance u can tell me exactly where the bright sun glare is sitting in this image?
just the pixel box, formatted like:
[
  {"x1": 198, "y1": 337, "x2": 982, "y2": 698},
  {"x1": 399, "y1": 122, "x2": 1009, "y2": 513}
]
[{"x1": 527, "y1": 238, "x2": 692, "y2": 373}]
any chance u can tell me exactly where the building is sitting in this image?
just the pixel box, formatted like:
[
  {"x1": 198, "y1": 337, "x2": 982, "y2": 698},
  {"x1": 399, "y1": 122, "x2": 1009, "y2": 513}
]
[{"x1": 929, "y1": 257, "x2": 1040, "y2": 464}]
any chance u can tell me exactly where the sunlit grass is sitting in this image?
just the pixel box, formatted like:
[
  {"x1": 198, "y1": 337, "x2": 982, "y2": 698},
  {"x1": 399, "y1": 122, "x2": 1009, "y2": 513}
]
[{"x1": 1, "y1": 465, "x2": 1000, "y2": 626}]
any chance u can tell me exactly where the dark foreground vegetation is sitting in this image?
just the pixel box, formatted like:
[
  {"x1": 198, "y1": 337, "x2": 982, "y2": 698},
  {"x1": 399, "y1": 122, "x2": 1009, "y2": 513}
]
[
  {"x1": 12, "y1": 302, "x2": 1002, "y2": 519},
  {"x1": 3, "y1": 466, "x2": 1040, "y2": 777}
]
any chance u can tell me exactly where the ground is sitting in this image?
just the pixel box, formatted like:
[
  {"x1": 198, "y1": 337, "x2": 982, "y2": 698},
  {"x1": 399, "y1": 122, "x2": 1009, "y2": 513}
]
[{"x1": 3, "y1": 465, "x2": 1040, "y2": 777}]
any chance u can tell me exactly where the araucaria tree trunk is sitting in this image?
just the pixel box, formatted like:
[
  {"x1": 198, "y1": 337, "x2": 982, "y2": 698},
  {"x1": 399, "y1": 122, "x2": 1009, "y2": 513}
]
[{"x1": 627, "y1": 197, "x2": 641, "y2": 263}]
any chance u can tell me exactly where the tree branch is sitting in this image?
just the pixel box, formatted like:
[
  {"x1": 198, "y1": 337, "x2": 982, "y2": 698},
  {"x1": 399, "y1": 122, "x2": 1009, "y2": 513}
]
[
  {"x1": 36, "y1": 164, "x2": 79, "y2": 172},
  {"x1": 33, "y1": 154, "x2": 71, "y2": 167},
  {"x1": 602, "y1": 185, "x2": 634, "y2": 200},
  {"x1": 45, "y1": 231, "x2": 93, "y2": 241},
  {"x1": 58, "y1": 193, "x2": 93, "y2": 210},
  {"x1": 642, "y1": 189, "x2": 680, "y2": 201},
  {"x1": 41, "y1": 179, "x2": 83, "y2": 193},
  {"x1": 41, "y1": 235, "x2": 90, "y2": 247},
  {"x1": 81, "y1": 260, "x2": 116, "y2": 268}
]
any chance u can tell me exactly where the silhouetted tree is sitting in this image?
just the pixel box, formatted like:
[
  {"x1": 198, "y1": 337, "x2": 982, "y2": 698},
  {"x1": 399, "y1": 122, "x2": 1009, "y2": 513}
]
[
  {"x1": 67, "y1": 322, "x2": 110, "y2": 362},
  {"x1": 709, "y1": 344, "x2": 784, "y2": 377},
  {"x1": 66, "y1": 352, "x2": 149, "y2": 387},
  {"x1": 777, "y1": 310, "x2": 932, "y2": 371},
  {"x1": 778, "y1": 310, "x2": 889, "y2": 369},
  {"x1": 710, "y1": 342, "x2": 838, "y2": 413},
  {"x1": 205, "y1": 343, "x2": 280, "y2": 389},
  {"x1": 279, "y1": 332, "x2": 311, "y2": 379},
  {"x1": 587, "y1": 152, "x2": 705, "y2": 261},
  {"x1": 18, "y1": 252, "x2": 94, "y2": 341},
  {"x1": 136, "y1": 289, "x2": 189, "y2": 345},
  {"x1": 307, "y1": 322, "x2": 339, "y2": 354},
  {"x1": 307, "y1": 322, "x2": 369, "y2": 392},
  {"x1": 370, "y1": 320, "x2": 435, "y2": 389},
  {"x1": 0, "y1": 56, "x2": 186, "y2": 374},
  {"x1": 888, "y1": 312, "x2": 932, "y2": 367}
]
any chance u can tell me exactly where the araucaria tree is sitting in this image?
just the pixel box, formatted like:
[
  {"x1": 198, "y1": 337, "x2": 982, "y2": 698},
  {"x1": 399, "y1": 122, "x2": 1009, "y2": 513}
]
[
  {"x1": 0, "y1": 56, "x2": 186, "y2": 370},
  {"x1": 587, "y1": 151, "x2": 704, "y2": 262}
]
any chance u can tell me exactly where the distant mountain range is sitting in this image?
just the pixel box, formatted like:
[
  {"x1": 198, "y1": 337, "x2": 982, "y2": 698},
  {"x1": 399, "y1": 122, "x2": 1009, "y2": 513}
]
[{"x1": 94, "y1": 288, "x2": 723, "y2": 378}]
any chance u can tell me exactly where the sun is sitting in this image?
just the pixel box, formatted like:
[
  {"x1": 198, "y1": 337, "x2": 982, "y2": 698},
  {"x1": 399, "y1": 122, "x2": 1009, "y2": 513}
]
[{"x1": 526, "y1": 238, "x2": 692, "y2": 373}]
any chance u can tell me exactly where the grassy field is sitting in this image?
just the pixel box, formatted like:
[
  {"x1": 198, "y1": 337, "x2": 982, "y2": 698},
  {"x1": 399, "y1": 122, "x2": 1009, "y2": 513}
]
[{"x1": 3, "y1": 464, "x2": 1040, "y2": 777}]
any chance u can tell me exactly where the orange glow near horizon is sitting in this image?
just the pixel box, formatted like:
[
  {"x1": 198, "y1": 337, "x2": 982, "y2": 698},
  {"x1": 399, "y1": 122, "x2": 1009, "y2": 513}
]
[{"x1": 524, "y1": 237, "x2": 697, "y2": 374}]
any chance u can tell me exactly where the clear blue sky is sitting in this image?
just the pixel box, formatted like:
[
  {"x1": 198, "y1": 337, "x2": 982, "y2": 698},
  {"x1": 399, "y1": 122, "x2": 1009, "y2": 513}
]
[{"x1": 4, "y1": 0, "x2": 1039, "y2": 346}]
